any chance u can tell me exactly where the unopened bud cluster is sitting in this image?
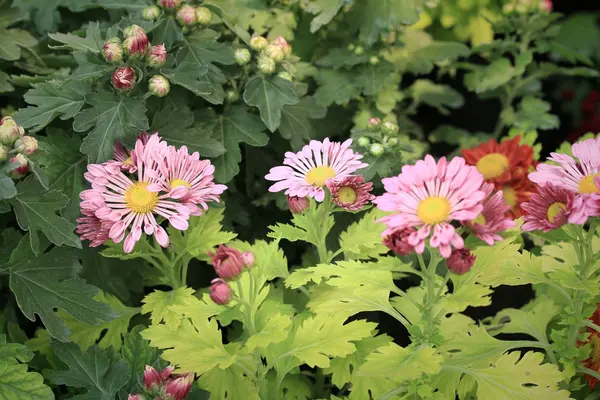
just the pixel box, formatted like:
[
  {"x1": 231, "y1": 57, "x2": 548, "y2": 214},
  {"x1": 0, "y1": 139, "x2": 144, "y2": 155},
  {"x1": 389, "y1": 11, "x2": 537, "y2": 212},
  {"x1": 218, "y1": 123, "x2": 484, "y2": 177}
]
[
  {"x1": 103, "y1": 25, "x2": 170, "y2": 98},
  {"x1": 503, "y1": 0, "x2": 552, "y2": 13},
  {"x1": 208, "y1": 245, "x2": 255, "y2": 305},
  {"x1": 0, "y1": 116, "x2": 37, "y2": 178},
  {"x1": 248, "y1": 35, "x2": 294, "y2": 77},
  {"x1": 129, "y1": 365, "x2": 193, "y2": 400},
  {"x1": 149, "y1": 0, "x2": 212, "y2": 26},
  {"x1": 356, "y1": 117, "x2": 400, "y2": 157}
]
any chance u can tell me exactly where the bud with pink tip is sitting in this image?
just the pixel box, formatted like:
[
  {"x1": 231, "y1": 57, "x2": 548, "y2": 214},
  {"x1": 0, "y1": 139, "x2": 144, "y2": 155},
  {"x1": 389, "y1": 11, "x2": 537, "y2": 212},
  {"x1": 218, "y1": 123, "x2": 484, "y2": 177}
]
[
  {"x1": 143, "y1": 5, "x2": 161, "y2": 20},
  {"x1": 122, "y1": 27, "x2": 149, "y2": 59},
  {"x1": 367, "y1": 117, "x2": 381, "y2": 131},
  {"x1": 195, "y1": 7, "x2": 212, "y2": 25},
  {"x1": 143, "y1": 365, "x2": 162, "y2": 390},
  {"x1": 148, "y1": 75, "x2": 170, "y2": 97},
  {"x1": 13, "y1": 136, "x2": 38, "y2": 156},
  {"x1": 147, "y1": 44, "x2": 167, "y2": 68},
  {"x1": 287, "y1": 195, "x2": 308, "y2": 214},
  {"x1": 165, "y1": 373, "x2": 194, "y2": 400},
  {"x1": 273, "y1": 36, "x2": 291, "y2": 56},
  {"x1": 264, "y1": 44, "x2": 285, "y2": 62},
  {"x1": 112, "y1": 67, "x2": 135, "y2": 90},
  {"x1": 208, "y1": 245, "x2": 245, "y2": 279},
  {"x1": 177, "y1": 5, "x2": 197, "y2": 25},
  {"x1": 160, "y1": 0, "x2": 182, "y2": 9},
  {"x1": 0, "y1": 116, "x2": 17, "y2": 127},
  {"x1": 540, "y1": 0, "x2": 552, "y2": 11},
  {"x1": 128, "y1": 395, "x2": 146, "y2": 400},
  {"x1": 446, "y1": 248, "x2": 476, "y2": 275},
  {"x1": 210, "y1": 278, "x2": 231, "y2": 305},
  {"x1": 0, "y1": 124, "x2": 20, "y2": 146},
  {"x1": 123, "y1": 24, "x2": 144, "y2": 38},
  {"x1": 9, "y1": 154, "x2": 28, "y2": 178},
  {"x1": 0, "y1": 145, "x2": 8, "y2": 161},
  {"x1": 103, "y1": 41, "x2": 123, "y2": 63},
  {"x1": 249, "y1": 36, "x2": 268, "y2": 51},
  {"x1": 242, "y1": 251, "x2": 255, "y2": 268},
  {"x1": 257, "y1": 55, "x2": 276, "y2": 74},
  {"x1": 160, "y1": 365, "x2": 174, "y2": 381},
  {"x1": 383, "y1": 227, "x2": 414, "y2": 256}
]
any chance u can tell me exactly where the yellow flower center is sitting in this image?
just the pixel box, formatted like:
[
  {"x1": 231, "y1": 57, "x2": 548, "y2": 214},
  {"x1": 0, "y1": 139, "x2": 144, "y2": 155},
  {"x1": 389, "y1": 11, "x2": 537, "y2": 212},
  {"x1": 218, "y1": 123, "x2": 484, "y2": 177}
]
[
  {"x1": 417, "y1": 197, "x2": 451, "y2": 225},
  {"x1": 125, "y1": 182, "x2": 158, "y2": 214},
  {"x1": 547, "y1": 202, "x2": 566, "y2": 223},
  {"x1": 578, "y1": 174, "x2": 600, "y2": 194},
  {"x1": 123, "y1": 156, "x2": 134, "y2": 167},
  {"x1": 502, "y1": 186, "x2": 517, "y2": 207},
  {"x1": 476, "y1": 153, "x2": 510, "y2": 180},
  {"x1": 591, "y1": 335, "x2": 600, "y2": 364},
  {"x1": 338, "y1": 187, "x2": 357, "y2": 204},
  {"x1": 171, "y1": 179, "x2": 191, "y2": 188},
  {"x1": 306, "y1": 166, "x2": 335, "y2": 187},
  {"x1": 473, "y1": 213, "x2": 486, "y2": 226}
]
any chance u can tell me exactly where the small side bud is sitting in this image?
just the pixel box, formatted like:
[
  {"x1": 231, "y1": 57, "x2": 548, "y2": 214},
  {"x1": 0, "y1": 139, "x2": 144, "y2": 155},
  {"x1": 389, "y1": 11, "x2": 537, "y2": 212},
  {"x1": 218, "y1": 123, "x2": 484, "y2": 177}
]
[
  {"x1": 367, "y1": 117, "x2": 381, "y2": 131},
  {"x1": 209, "y1": 245, "x2": 244, "y2": 279},
  {"x1": 159, "y1": 0, "x2": 182, "y2": 10},
  {"x1": 13, "y1": 136, "x2": 38, "y2": 156},
  {"x1": 0, "y1": 145, "x2": 8, "y2": 161},
  {"x1": 354, "y1": 45, "x2": 364, "y2": 55},
  {"x1": 264, "y1": 44, "x2": 285, "y2": 62},
  {"x1": 234, "y1": 48, "x2": 251, "y2": 65},
  {"x1": 369, "y1": 56, "x2": 379, "y2": 65},
  {"x1": 143, "y1": 365, "x2": 162, "y2": 390},
  {"x1": 447, "y1": 248, "x2": 476, "y2": 275},
  {"x1": 112, "y1": 67, "x2": 136, "y2": 90},
  {"x1": 122, "y1": 30, "x2": 149, "y2": 59},
  {"x1": 148, "y1": 75, "x2": 170, "y2": 97},
  {"x1": 381, "y1": 121, "x2": 399, "y2": 135},
  {"x1": 142, "y1": 6, "x2": 161, "y2": 20},
  {"x1": 146, "y1": 44, "x2": 167, "y2": 67},
  {"x1": 277, "y1": 71, "x2": 292, "y2": 81},
  {"x1": 225, "y1": 90, "x2": 239, "y2": 102},
  {"x1": 0, "y1": 125, "x2": 20, "y2": 146},
  {"x1": 250, "y1": 36, "x2": 269, "y2": 51},
  {"x1": 242, "y1": 251, "x2": 255, "y2": 268},
  {"x1": 177, "y1": 5, "x2": 197, "y2": 25},
  {"x1": 210, "y1": 278, "x2": 231, "y2": 305},
  {"x1": 165, "y1": 373, "x2": 194, "y2": 400},
  {"x1": 369, "y1": 143, "x2": 384, "y2": 157},
  {"x1": 273, "y1": 36, "x2": 291, "y2": 56},
  {"x1": 386, "y1": 137, "x2": 398, "y2": 147},
  {"x1": 257, "y1": 55, "x2": 276, "y2": 74},
  {"x1": 195, "y1": 6, "x2": 212, "y2": 25},
  {"x1": 287, "y1": 195, "x2": 308, "y2": 214},
  {"x1": 103, "y1": 42, "x2": 123, "y2": 63},
  {"x1": 128, "y1": 395, "x2": 146, "y2": 400},
  {"x1": 123, "y1": 24, "x2": 144, "y2": 38},
  {"x1": 357, "y1": 136, "x2": 370, "y2": 148},
  {"x1": 9, "y1": 154, "x2": 28, "y2": 178},
  {"x1": 347, "y1": 43, "x2": 355, "y2": 51}
]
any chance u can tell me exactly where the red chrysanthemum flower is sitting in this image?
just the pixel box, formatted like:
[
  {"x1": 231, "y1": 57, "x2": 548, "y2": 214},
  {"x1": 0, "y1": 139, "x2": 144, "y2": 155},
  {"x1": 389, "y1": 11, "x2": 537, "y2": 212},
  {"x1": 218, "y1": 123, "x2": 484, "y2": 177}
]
[{"x1": 580, "y1": 306, "x2": 600, "y2": 389}]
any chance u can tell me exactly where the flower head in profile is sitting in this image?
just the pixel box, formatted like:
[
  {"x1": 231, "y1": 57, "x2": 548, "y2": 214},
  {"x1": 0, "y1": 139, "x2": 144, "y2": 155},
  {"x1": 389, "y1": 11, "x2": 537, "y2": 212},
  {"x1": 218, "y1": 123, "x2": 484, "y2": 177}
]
[
  {"x1": 447, "y1": 248, "x2": 476, "y2": 275},
  {"x1": 209, "y1": 245, "x2": 245, "y2": 280},
  {"x1": 112, "y1": 141, "x2": 137, "y2": 173},
  {"x1": 374, "y1": 155, "x2": 486, "y2": 258},
  {"x1": 210, "y1": 278, "x2": 231, "y2": 305},
  {"x1": 76, "y1": 205, "x2": 113, "y2": 248},
  {"x1": 265, "y1": 139, "x2": 367, "y2": 202},
  {"x1": 287, "y1": 195, "x2": 308, "y2": 214},
  {"x1": 529, "y1": 137, "x2": 600, "y2": 224},
  {"x1": 383, "y1": 227, "x2": 415, "y2": 256},
  {"x1": 522, "y1": 183, "x2": 574, "y2": 232},
  {"x1": 165, "y1": 373, "x2": 194, "y2": 400},
  {"x1": 580, "y1": 305, "x2": 600, "y2": 389},
  {"x1": 463, "y1": 183, "x2": 515, "y2": 245},
  {"x1": 326, "y1": 175, "x2": 374, "y2": 211}
]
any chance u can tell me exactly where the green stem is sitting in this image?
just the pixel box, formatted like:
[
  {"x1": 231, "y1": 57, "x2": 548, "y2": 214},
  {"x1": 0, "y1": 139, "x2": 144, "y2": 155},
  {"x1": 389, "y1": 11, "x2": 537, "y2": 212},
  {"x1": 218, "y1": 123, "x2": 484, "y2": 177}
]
[
  {"x1": 578, "y1": 368, "x2": 600, "y2": 383},
  {"x1": 235, "y1": 280, "x2": 256, "y2": 335},
  {"x1": 584, "y1": 320, "x2": 600, "y2": 334}
]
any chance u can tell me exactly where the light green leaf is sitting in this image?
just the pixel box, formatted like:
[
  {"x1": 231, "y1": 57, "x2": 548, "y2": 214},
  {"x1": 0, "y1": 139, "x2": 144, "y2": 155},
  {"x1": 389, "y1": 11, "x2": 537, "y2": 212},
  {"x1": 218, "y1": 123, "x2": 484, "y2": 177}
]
[
  {"x1": 305, "y1": 0, "x2": 344, "y2": 32},
  {"x1": 513, "y1": 96, "x2": 560, "y2": 131},
  {"x1": 75, "y1": 91, "x2": 149, "y2": 163},
  {"x1": 338, "y1": 209, "x2": 388, "y2": 260},
  {"x1": 409, "y1": 79, "x2": 464, "y2": 115},
  {"x1": 489, "y1": 297, "x2": 559, "y2": 342},
  {"x1": 244, "y1": 75, "x2": 299, "y2": 132},
  {"x1": 48, "y1": 22, "x2": 103, "y2": 53},
  {"x1": 351, "y1": 0, "x2": 421, "y2": 46},
  {"x1": 268, "y1": 200, "x2": 334, "y2": 247},
  {"x1": 141, "y1": 287, "x2": 196, "y2": 330},
  {"x1": 245, "y1": 312, "x2": 292, "y2": 351},
  {"x1": 198, "y1": 352, "x2": 260, "y2": 400},
  {"x1": 464, "y1": 58, "x2": 515, "y2": 94}
]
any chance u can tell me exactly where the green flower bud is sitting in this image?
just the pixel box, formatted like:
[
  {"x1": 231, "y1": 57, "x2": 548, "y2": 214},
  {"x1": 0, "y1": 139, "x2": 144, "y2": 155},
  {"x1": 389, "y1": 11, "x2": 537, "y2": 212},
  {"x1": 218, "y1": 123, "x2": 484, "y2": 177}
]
[
  {"x1": 0, "y1": 125, "x2": 20, "y2": 146},
  {"x1": 250, "y1": 36, "x2": 269, "y2": 51},
  {"x1": 257, "y1": 55, "x2": 276, "y2": 74},
  {"x1": 226, "y1": 90, "x2": 240, "y2": 102},
  {"x1": 354, "y1": 45, "x2": 364, "y2": 55},
  {"x1": 142, "y1": 6, "x2": 161, "y2": 20},
  {"x1": 369, "y1": 56, "x2": 379, "y2": 65},
  {"x1": 0, "y1": 145, "x2": 8, "y2": 161},
  {"x1": 277, "y1": 71, "x2": 292, "y2": 81},
  {"x1": 347, "y1": 43, "x2": 355, "y2": 51},
  {"x1": 123, "y1": 24, "x2": 144, "y2": 38},
  {"x1": 367, "y1": 117, "x2": 381, "y2": 131},
  {"x1": 195, "y1": 6, "x2": 212, "y2": 25},
  {"x1": 386, "y1": 137, "x2": 398, "y2": 146},
  {"x1": 148, "y1": 75, "x2": 170, "y2": 97},
  {"x1": 13, "y1": 136, "x2": 38, "y2": 155},
  {"x1": 381, "y1": 121, "x2": 399, "y2": 135},
  {"x1": 357, "y1": 136, "x2": 370, "y2": 147},
  {"x1": 176, "y1": 5, "x2": 197, "y2": 26},
  {"x1": 264, "y1": 44, "x2": 285, "y2": 62},
  {"x1": 103, "y1": 42, "x2": 123, "y2": 63},
  {"x1": 105, "y1": 37, "x2": 122, "y2": 45},
  {"x1": 369, "y1": 143, "x2": 384, "y2": 157},
  {"x1": 234, "y1": 48, "x2": 251, "y2": 65}
]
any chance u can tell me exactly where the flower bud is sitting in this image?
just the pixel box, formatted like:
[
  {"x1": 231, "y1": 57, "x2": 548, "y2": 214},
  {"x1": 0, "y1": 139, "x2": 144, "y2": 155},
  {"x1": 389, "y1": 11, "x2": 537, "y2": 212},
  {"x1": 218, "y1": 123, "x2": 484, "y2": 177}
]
[
  {"x1": 369, "y1": 56, "x2": 379, "y2": 65},
  {"x1": 234, "y1": 48, "x2": 251, "y2": 65},
  {"x1": 287, "y1": 195, "x2": 308, "y2": 214},
  {"x1": 540, "y1": 0, "x2": 552, "y2": 12},
  {"x1": 122, "y1": 30, "x2": 149, "y2": 59},
  {"x1": 210, "y1": 278, "x2": 231, "y2": 305},
  {"x1": 257, "y1": 55, "x2": 276, "y2": 74},
  {"x1": 381, "y1": 121, "x2": 399, "y2": 135},
  {"x1": 9, "y1": 154, "x2": 28, "y2": 178},
  {"x1": 143, "y1": 6, "x2": 161, "y2": 20},
  {"x1": 369, "y1": 143, "x2": 384, "y2": 157},
  {"x1": 159, "y1": 0, "x2": 181, "y2": 10},
  {"x1": 146, "y1": 44, "x2": 167, "y2": 67},
  {"x1": 386, "y1": 137, "x2": 398, "y2": 147},
  {"x1": 209, "y1": 245, "x2": 245, "y2": 279},
  {"x1": 354, "y1": 45, "x2": 364, "y2": 55},
  {"x1": 0, "y1": 125, "x2": 20, "y2": 146},
  {"x1": 273, "y1": 36, "x2": 291, "y2": 56},
  {"x1": 250, "y1": 36, "x2": 269, "y2": 51},
  {"x1": 383, "y1": 228, "x2": 414, "y2": 256},
  {"x1": 165, "y1": 373, "x2": 194, "y2": 400},
  {"x1": 103, "y1": 42, "x2": 123, "y2": 63},
  {"x1": 347, "y1": 43, "x2": 355, "y2": 51},
  {"x1": 447, "y1": 248, "x2": 476, "y2": 275},
  {"x1": 264, "y1": 44, "x2": 285, "y2": 62},
  {"x1": 123, "y1": 24, "x2": 144, "y2": 38},
  {"x1": 148, "y1": 75, "x2": 170, "y2": 97},
  {"x1": 13, "y1": 136, "x2": 38, "y2": 156},
  {"x1": 112, "y1": 67, "x2": 135, "y2": 90},
  {"x1": 226, "y1": 90, "x2": 239, "y2": 102},
  {"x1": 242, "y1": 251, "x2": 255, "y2": 268},
  {"x1": 161, "y1": 365, "x2": 174, "y2": 381},
  {"x1": 128, "y1": 395, "x2": 146, "y2": 400},
  {"x1": 357, "y1": 136, "x2": 370, "y2": 148},
  {"x1": 0, "y1": 145, "x2": 8, "y2": 161},
  {"x1": 143, "y1": 365, "x2": 162, "y2": 390},
  {"x1": 105, "y1": 37, "x2": 121, "y2": 45},
  {"x1": 277, "y1": 71, "x2": 292, "y2": 81},
  {"x1": 367, "y1": 117, "x2": 381, "y2": 131},
  {"x1": 195, "y1": 6, "x2": 212, "y2": 25},
  {"x1": 177, "y1": 5, "x2": 197, "y2": 25},
  {"x1": 17, "y1": 126, "x2": 24, "y2": 137}
]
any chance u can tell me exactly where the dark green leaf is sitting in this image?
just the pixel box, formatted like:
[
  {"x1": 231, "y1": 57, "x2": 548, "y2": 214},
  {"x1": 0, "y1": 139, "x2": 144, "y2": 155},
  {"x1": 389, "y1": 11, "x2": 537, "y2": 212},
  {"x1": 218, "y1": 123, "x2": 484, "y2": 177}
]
[
  {"x1": 8, "y1": 177, "x2": 81, "y2": 254},
  {"x1": 152, "y1": 16, "x2": 183, "y2": 50},
  {"x1": 75, "y1": 91, "x2": 149, "y2": 163},
  {"x1": 409, "y1": 80, "x2": 464, "y2": 115},
  {"x1": 513, "y1": 96, "x2": 559, "y2": 131},
  {"x1": 538, "y1": 62, "x2": 600, "y2": 78},
  {"x1": 0, "y1": 28, "x2": 37, "y2": 61},
  {"x1": 0, "y1": 172, "x2": 16, "y2": 201},
  {"x1": 356, "y1": 63, "x2": 396, "y2": 96},
  {"x1": 316, "y1": 48, "x2": 368, "y2": 69},
  {"x1": 0, "y1": 71, "x2": 13, "y2": 93},
  {"x1": 280, "y1": 97, "x2": 326, "y2": 149},
  {"x1": 244, "y1": 75, "x2": 299, "y2": 131},
  {"x1": 72, "y1": 52, "x2": 114, "y2": 80},
  {"x1": 0, "y1": 228, "x2": 22, "y2": 270},
  {"x1": 351, "y1": 0, "x2": 421, "y2": 46},
  {"x1": 464, "y1": 58, "x2": 515, "y2": 94},
  {"x1": 181, "y1": 29, "x2": 235, "y2": 65},
  {"x1": 121, "y1": 325, "x2": 160, "y2": 392},
  {"x1": 314, "y1": 69, "x2": 357, "y2": 107},
  {"x1": 161, "y1": 62, "x2": 213, "y2": 98},
  {"x1": 306, "y1": 0, "x2": 344, "y2": 32},
  {"x1": 48, "y1": 22, "x2": 103, "y2": 53}
]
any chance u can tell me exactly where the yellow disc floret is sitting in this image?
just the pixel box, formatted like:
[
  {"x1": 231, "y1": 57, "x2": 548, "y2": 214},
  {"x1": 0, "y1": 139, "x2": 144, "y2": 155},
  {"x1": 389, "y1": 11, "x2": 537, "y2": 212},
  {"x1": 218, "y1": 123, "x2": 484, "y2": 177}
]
[
  {"x1": 171, "y1": 179, "x2": 191, "y2": 189},
  {"x1": 547, "y1": 202, "x2": 566, "y2": 223},
  {"x1": 417, "y1": 197, "x2": 451, "y2": 224},
  {"x1": 125, "y1": 182, "x2": 159, "y2": 214},
  {"x1": 306, "y1": 166, "x2": 335, "y2": 187},
  {"x1": 476, "y1": 153, "x2": 510, "y2": 180},
  {"x1": 579, "y1": 174, "x2": 600, "y2": 194},
  {"x1": 337, "y1": 187, "x2": 357, "y2": 204}
]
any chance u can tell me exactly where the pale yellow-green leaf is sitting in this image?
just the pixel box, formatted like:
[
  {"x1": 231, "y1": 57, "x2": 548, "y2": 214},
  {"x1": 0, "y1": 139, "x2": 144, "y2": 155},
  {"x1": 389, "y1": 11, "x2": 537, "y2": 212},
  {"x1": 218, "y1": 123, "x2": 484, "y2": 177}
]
[
  {"x1": 245, "y1": 312, "x2": 292, "y2": 352},
  {"x1": 338, "y1": 209, "x2": 388, "y2": 260},
  {"x1": 488, "y1": 297, "x2": 559, "y2": 341},
  {"x1": 141, "y1": 287, "x2": 195, "y2": 330}
]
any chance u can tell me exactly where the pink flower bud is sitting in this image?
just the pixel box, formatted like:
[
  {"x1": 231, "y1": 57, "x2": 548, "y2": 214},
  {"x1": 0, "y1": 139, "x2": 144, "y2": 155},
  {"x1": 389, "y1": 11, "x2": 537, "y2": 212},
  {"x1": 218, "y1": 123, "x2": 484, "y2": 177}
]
[
  {"x1": 122, "y1": 29, "x2": 149, "y2": 59},
  {"x1": 208, "y1": 245, "x2": 244, "y2": 279},
  {"x1": 446, "y1": 248, "x2": 476, "y2": 275},
  {"x1": 210, "y1": 278, "x2": 231, "y2": 305},
  {"x1": 148, "y1": 75, "x2": 170, "y2": 97},
  {"x1": 165, "y1": 373, "x2": 194, "y2": 400},
  {"x1": 123, "y1": 25, "x2": 144, "y2": 38},
  {"x1": 161, "y1": 365, "x2": 174, "y2": 381},
  {"x1": 177, "y1": 5, "x2": 197, "y2": 25},
  {"x1": 0, "y1": 145, "x2": 8, "y2": 161},
  {"x1": 0, "y1": 125, "x2": 20, "y2": 146},
  {"x1": 273, "y1": 36, "x2": 291, "y2": 56},
  {"x1": 195, "y1": 7, "x2": 212, "y2": 25},
  {"x1": 249, "y1": 36, "x2": 268, "y2": 51},
  {"x1": 128, "y1": 394, "x2": 146, "y2": 400},
  {"x1": 0, "y1": 116, "x2": 17, "y2": 127},
  {"x1": 9, "y1": 154, "x2": 28, "y2": 178},
  {"x1": 17, "y1": 126, "x2": 24, "y2": 137},
  {"x1": 264, "y1": 44, "x2": 285, "y2": 62},
  {"x1": 383, "y1": 227, "x2": 414, "y2": 256},
  {"x1": 287, "y1": 195, "x2": 308, "y2": 214},
  {"x1": 147, "y1": 44, "x2": 167, "y2": 67},
  {"x1": 242, "y1": 251, "x2": 255, "y2": 267},
  {"x1": 257, "y1": 55, "x2": 276, "y2": 74},
  {"x1": 160, "y1": 0, "x2": 182, "y2": 9},
  {"x1": 367, "y1": 117, "x2": 381, "y2": 130},
  {"x1": 540, "y1": 0, "x2": 552, "y2": 11},
  {"x1": 13, "y1": 136, "x2": 38, "y2": 156},
  {"x1": 112, "y1": 67, "x2": 135, "y2": 90},
  {"x1": 142, "y1": 6, "x2": 161, "y2": 20},
  {"x1": 103, "y1": 42, "x2": 123, "y2": 63},
  {"x1": 143, "y1": 365, "x2": 162, "y2": 390}
]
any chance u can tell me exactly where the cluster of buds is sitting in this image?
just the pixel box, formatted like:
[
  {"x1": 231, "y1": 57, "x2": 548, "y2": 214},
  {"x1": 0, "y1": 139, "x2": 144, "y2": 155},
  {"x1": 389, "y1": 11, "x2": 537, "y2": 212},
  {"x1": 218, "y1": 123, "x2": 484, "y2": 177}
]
[
  {"x1": 347, "y1": 43, "x2": 379, "y2": 65},
  {"x1": 356, "y1": 118, "x2": 400, "y2": 157},
  {"x1": 207, "y1": 246, "x2": 255, "y2": 305},
  {"x1": 103, "y1": 25, "x2": 170, "y2": 97},
  {"x1": 149, "y1": 0, "x2": 212, "y2": 26},
  {"x1": 249, "y1": 35, "x2": 294, "y2": 78},
  {"x1": 0, "y1": 116, "x2": 38, "y2": 178},
  {"x1": 129, "y1": 365, "x2": 193, "y2": 400},
  {"x1": 503, "y1": 0, "x2": 552, "y2": 13}
]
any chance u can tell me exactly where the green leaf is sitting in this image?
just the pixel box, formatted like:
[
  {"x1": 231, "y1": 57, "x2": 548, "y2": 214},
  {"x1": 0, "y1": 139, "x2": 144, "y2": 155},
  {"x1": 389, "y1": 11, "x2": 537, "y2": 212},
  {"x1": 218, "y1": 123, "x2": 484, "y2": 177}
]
[
  {"x1": 306, "y1": 0, "x2": 344, "y2": 32},
  {"x1": 197, "y1": 352, "x2": 260, "y2": 400},
  {"x1": 409, "y1": 79, "x2": 464, "y2": 115},
  {"x1": 48, "y1": 22, "x2": 103, "y2": 53},
  {"x1": 464, "y1": 58, "x2": 515, "y2": 94},
  {"x1": 351, "y1": 0, "x2": 421, "y2": 46},
  {"x1": 0, "y1": 28, "x2": 37, "y2": 61},
  {"x1": 489, "y1": 297, "x2": 559, "y2": 342},
  {"x1": 245, "y1": 311, "x2": 292, "y2": 352},
  {"x1": 0, "y1": 335, "x2": 53, "y2": 400},
  {"x1": 316, "y1": 48, "x2": 369, "y2": 69},
  {"x1": 538, "y1": 62, "x2": 599, "y2": 78},
  {"x1": 75, "y1": 91, "x2": 149, "y2": 163},
  {"x1": 161, "y1": 62, "x2": 213, "y2": 98},
  {"x1": 181, "y1": 29, "x2": 235, "y2": 65},
  {"x1": 13, "y1": 80, "x2": 90, "y2": 133},
  {"x1": 7, "y1": 235, "x2": 116, "y2": 341},
  {"x1": 208, "y1": 105, "x2": 270, "y2": 183},
  {"x1": 0, "y1": 70, "x2": 14, "y2": 93},
  {"x1": 121, "y1": 325, "x2": 160, "y2": 393},
  {"x1": 51, "y1": 342, "x2": 129, "y2": 400},
  {"x1": 356, "y1": 64, "x2": 396, "y2": 96},
  {"x1": 268, "y1": 200, "x2": 334, "y2": 247},
  {"x1": 8, "y1": 177, "x2": 81, "y2": 253},
  {"x1": 71, "y1": 52, "x2": 113, "y2": 81},
  {"x1": 279, "y1": 97, "x2": 326, "y2": 149},
  {"x1": 58, "y1": 291, "x2": 139, "y2": 351},
  {"x1": 243, "y1": 75, "x2": 299, "y2": 132},
  {"x1": 141, "y1": 287, "x2": 196, "y2": 330},
  {"x1": 338, "y1": 209, "x2": 388, "y2": 260},
  {"x1": 314, "y1": 70, "x2": 357, "y2": 107},
  {"x1": 0, "y1": 170, "x2": 17, "y2": 201},
  {"x1": 152, "y1": 16, "x2": 184, "y2": 50},
  {"x1": 513, "y1": 96, "x2": 559, "y2": 131}
]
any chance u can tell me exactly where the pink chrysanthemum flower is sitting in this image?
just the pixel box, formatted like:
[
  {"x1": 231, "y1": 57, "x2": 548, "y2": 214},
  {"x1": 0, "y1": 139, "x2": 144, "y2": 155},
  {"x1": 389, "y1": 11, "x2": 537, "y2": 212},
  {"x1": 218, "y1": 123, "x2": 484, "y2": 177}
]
[
  {"x1": 113, "y1": 141, "x2": 137, "y2": 173},
  {"x1": 85, "y1": 134, "x2": 190, "y2": 253},
  {"x1": 76, "y1": 208, "x2": 113, "y2": 247},
  {"x1": 383, "y1": 227, "x2": 415, "y2": 256},
  {"x1": 522, "y1": 183, "x2": 574, "y2": 232},
  {"x1": 463, "y1": 183, "x2": 515, "y2": 245},
  {"x1": 265, "y1": 139, "x2": 367, "y2": 202},
  {"x1": 529, "y1": 137, "x2": 600, "y2": 224},
  {"x1": 374, "y1": 155, "x2": 486, "y2": 258},
  {"x1": 326, "y1": 175, "x2": 374, "y2": 211},
  {"x1": 148, "y1": 145, "x2": 227, "y2": 216}
]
